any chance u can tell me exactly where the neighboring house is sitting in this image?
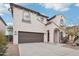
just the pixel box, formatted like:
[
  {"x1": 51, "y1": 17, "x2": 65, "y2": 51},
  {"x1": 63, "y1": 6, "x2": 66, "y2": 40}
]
[
  {"x1": 0, "y1": 16, "x2": 7, "y2": 34},
  {"x1": 6, "y1": 26, "x2": 13, "y2": 36},
  {"x1": 6, "y1": 26, "x2": 13, "y2": 41},
  {"x1": 10, "y1": 3, "x2": 66, "y2": 44}
]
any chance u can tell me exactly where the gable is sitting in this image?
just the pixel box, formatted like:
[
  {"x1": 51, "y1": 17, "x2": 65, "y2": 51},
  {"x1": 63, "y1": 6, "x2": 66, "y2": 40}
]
[{"x1": 46, "y1": 15, "x2": 65, "y2": 25}]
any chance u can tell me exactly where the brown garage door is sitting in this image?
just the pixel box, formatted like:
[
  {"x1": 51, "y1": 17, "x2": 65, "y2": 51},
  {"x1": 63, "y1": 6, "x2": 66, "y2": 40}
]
[{"x1": 18, "y1": 31, "x2": 44, "y2": 43}]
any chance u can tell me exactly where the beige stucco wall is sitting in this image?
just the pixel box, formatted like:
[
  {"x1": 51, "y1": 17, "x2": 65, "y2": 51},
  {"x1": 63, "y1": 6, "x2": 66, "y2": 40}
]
[
  {"x1": 46, "y1": 15, "x2": 65, "y2": 43},
  {"x1": 12, "y1": 6, "x2": 48, "y2": 44},
  {"x1": 0, "y1": 19, "x2": 6, "y2": 34}
]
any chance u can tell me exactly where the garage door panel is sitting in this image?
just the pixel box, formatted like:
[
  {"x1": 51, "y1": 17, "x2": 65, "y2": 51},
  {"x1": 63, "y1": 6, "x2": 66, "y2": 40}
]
[{"x1": 18, "y1": 31, "x2": 44, "y2": 43}]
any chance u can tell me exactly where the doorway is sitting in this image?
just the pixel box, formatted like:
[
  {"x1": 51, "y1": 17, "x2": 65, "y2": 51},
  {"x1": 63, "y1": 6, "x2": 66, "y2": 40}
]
[
  {"x1": 54, "y1": 28, "x2": 60, "y2": 43},
  {"x1": 47, "y1": 30, "x2": 49, "y2": 42}
]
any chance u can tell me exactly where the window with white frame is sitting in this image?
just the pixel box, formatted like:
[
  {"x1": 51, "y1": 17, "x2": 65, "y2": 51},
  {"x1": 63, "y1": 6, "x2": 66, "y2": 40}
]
[
  {"x1": 22, "y1": 10, "x2": 31, "y2": 23},
  {"x1": 60, "y1": 19, "x2": 64, "y2": 25},
  {"x1": 37, "y1": 16, "x2": 44, "y2": 22},
  {"x1": 40, "y1": 17, "x2": 44, "y2": 22}
]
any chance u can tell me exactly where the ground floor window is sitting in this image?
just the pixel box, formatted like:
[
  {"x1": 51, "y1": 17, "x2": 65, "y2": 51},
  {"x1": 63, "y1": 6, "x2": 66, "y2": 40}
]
[{"x1": 47, "y1": 30, "x2": 49, "y2": 42}]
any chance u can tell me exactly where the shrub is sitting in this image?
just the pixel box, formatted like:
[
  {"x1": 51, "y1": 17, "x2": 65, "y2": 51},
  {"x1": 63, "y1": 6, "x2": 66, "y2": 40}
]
[
  {"x1": 62, "y1": 36, "x2": 69, "y2": 43},
  {"x1": 0, "y1": 31, "x2": 8, "y2": 56}
]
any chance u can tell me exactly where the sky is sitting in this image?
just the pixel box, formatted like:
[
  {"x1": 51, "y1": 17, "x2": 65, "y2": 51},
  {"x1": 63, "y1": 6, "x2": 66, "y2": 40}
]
[{"x1": 0, "y1": 3, "x2": 79, "y2": 26}]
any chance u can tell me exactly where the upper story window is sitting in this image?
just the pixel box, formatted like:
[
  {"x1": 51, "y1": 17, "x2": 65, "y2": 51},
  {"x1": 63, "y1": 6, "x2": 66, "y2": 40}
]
[
  {"x1": 37, "y1": 16, "x2": 44, "y2": 22},
  {"x1": 60, "y1": 19, "x2": 64, "y2": 25},
  {"x1": 22, "y1": 10, "x2": 31, "y2": 23},
  {"x1": 40, "y1": 17, "x2": 44, "y2": 22}
]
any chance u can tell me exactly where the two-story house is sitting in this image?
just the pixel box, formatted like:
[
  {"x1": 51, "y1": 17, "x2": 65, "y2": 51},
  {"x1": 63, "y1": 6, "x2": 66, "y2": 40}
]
[
  {"x1": 10, "y1": 3, "x2": 65, "y2": 44},
  {"x1": 10, "y1": 3, "x2": 48, "y2": 44}
]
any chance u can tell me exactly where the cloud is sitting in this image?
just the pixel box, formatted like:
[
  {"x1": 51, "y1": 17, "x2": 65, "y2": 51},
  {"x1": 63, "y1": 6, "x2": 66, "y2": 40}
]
[
  {"x1": 40, "y1": 3, "x2": 72, "y2": 12},
  {"x1": 0, "y1": 3, "x2": 10, "y2": 16},
  {"x1": 75, "y1": 3, "x2": 79, "y2": 7},
  {"x1": 60, "y1": 8, "x2": 69, "y2": 11},
  {"x1": 0, "y1": 13, "x2": 4, "y2": 16},
  {"x1": 4, "y1": 4, "x2": 10, "y2": 8}
]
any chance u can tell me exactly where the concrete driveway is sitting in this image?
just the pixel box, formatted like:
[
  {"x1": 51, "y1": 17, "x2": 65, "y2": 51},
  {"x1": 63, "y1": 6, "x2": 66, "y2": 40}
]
[{"x1": 19, "y1": 43, "x2": 79, "y2": 56}]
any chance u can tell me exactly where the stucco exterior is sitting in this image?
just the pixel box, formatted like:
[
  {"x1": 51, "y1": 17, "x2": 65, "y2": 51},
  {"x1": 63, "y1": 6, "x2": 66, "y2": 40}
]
[
  {"x1": 46, "y1": 15, "x2": 66, "y2": 43},
  {"x1": 11, "y1": 5, "x2": 48, "y2": 44},
  {"x1": 10, "y1": 3, "x2": 66, "y2": 45}
]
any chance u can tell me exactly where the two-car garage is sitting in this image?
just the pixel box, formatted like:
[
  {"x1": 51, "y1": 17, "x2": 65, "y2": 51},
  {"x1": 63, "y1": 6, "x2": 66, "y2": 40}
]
[{"x1": 18, "y1": 31, "x2": 44, "y2": 43}]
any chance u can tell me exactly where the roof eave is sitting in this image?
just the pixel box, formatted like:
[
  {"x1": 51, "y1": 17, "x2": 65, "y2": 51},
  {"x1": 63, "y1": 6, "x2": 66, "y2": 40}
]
[{"x1": 10, "y1": 3, "x2": 48, "y2": 18}]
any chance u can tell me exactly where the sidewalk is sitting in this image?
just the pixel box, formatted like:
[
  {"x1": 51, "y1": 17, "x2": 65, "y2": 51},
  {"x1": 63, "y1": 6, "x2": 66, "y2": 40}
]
[{"x1": 5, "y1": 43, "x2": 19, "y2": 56}]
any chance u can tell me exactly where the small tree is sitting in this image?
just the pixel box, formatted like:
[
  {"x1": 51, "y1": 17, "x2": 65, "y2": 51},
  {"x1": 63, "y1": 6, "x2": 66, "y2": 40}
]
[
  {"x1": 65, "y1": 26, "x2": 79, "y2": 43},
  {"x1": 0, "y1": 31, "x2": 7, "y2": 56}
]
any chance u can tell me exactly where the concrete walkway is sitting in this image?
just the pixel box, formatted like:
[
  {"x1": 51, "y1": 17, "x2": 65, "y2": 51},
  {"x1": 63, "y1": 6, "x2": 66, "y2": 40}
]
[
  {"x1": 19, "y1": 43, "x2": 79, "y2": 56},
  {"x1": 5, "y1": 43, "x2": 19, "y2": 56}
]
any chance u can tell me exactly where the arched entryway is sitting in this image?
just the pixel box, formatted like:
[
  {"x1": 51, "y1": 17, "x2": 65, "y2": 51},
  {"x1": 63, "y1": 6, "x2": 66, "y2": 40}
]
[{"x1": 54, "y1": 28, "x2": 60, "y2": 44}]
